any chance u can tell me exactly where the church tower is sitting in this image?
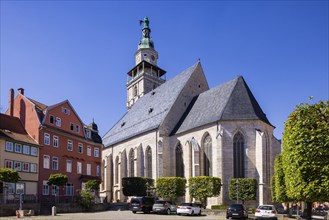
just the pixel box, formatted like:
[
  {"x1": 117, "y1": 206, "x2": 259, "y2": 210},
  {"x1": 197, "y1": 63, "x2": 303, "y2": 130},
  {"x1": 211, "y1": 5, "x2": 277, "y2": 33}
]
[{"x1": 126, "y1": 16, "x2": 166, "y2": 109}]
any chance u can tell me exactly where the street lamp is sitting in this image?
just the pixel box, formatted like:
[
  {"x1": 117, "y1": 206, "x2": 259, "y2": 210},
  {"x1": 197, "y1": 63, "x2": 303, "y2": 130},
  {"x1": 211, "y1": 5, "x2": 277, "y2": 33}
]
[{"x1": 236, "y1": 179, "x2": 239, "y2": 204}]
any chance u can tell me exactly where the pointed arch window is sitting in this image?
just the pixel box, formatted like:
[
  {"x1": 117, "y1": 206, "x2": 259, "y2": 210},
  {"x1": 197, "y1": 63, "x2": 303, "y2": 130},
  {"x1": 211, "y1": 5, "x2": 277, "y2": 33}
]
[
  {"x1": 176, "y1": 144, "x2": 184, "y2": 177},
  {"x1": 203, "y1": 134, "x2": 212, "y2": 176},
  {"x1": 233, "y1": 132, "x2": 245, "y2": 178},
  {"x1": 115, "y1": 156, "x2": 119, "y2": 184},
  {"x1": 129, "y1": 149, "x2": 134, "y2": 177},
  {"x1": 146, "y1": 147, "x2": 152, "y2": 178}
]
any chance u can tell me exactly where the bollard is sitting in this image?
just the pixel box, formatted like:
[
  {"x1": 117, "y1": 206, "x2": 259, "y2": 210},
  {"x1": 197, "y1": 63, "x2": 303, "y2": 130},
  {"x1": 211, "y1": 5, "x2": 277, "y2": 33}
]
[{"x1": 52, "y1": 206, "x2": 57, "y2": 216}]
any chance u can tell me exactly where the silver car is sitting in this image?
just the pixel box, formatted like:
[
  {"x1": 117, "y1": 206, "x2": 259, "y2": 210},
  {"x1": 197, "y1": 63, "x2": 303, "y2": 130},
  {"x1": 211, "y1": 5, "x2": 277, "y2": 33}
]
[
  {"x1": 152, "y1": 200, "x2": 177, "y2": 214},
  {"x1": 255, "y1": 205, "x2": 277, "y2": 220}
]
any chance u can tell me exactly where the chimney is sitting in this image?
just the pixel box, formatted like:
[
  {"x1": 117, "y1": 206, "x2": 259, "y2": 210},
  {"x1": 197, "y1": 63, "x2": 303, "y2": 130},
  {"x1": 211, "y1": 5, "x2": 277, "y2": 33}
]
[
  {"x1": 18, "y1": 88, "x2": 24, "y2": 95},
  {"x1": 9, "y1": 88, "x2": 14, "y2": 116}
]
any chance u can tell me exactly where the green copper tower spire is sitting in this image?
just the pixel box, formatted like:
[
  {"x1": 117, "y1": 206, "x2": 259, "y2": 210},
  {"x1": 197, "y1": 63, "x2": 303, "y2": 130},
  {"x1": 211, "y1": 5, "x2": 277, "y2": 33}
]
[{"x1": 139, "y1": 16, "x2": 154, "y2": 49}]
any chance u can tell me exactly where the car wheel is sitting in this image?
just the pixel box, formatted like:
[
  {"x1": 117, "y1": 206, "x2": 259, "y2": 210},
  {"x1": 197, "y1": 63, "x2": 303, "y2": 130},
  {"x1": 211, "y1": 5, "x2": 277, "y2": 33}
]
[
  {"x1": 132, "y1": 211, "x2": 136, "y2": 214},
  {"x1": 166, "y1": 209, "x2": 171, "y2": 215},
  {"x1": 191, "y1": 211, "x2": 194, "y2": 216},
  {"x1": 226, "y1": 215, "x2": 230, "y2": 219},
  {"x1": 198, "y1": 210, "x2": 202, "y2": 216},
  {"x1": 177, "y1": 213, "x2": 181, "y2": 216}
]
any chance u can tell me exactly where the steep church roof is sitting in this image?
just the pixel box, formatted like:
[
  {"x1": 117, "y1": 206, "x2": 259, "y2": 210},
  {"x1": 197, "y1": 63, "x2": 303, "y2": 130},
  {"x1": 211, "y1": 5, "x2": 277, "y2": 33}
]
[
  {"x1": 102, "y1": 62, "x2": 200, "y2": 146},
  {"x1": 173, "y1": 76, "x2": 272, "y2": 134}
]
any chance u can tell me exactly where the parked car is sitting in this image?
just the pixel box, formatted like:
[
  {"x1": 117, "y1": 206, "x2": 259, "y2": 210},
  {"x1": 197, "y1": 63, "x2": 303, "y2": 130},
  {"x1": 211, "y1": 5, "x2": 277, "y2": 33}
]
[
  {"x1": 177, "y1": 202, "x2": 202, "y2": 216},
  {"x1": 129, "y1": 196, "x2": 156, "y2": 214},
  {"x1": 226, "y1": 204, "x2": 248, "y2": 219},
  {"x1": 255, "y1": 204, "x2": 277, "y2": 220},
  {"x1": 152, "y1": 200, "x2": 177, "y2": 214}
]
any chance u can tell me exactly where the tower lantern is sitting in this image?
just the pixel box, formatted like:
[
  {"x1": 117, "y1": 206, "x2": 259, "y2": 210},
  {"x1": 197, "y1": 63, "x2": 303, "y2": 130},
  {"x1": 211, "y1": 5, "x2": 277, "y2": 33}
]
[{"x1": 126, "y1": 16, "x2": 166, "y2": 109}]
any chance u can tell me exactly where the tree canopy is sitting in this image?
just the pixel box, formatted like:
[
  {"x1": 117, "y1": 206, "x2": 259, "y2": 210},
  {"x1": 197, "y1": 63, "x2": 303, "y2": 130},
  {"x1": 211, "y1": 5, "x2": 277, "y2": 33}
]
[
  {"x1": 122, "y1": 177, "x2": 154, "y2": 196},
  {"x1": 282, "y1": 100, "x2": 329, "y2": 202},
  {"x1": 48, "y1": 173, "x2": 68, "y2": 187},
  {"x1": 0, "y1": 168, "x2": 21, "y2": 183},
  {"x1": 156, "y1": 177, "x2": 186, "y2": 199},
  {"x1": 85, "y1": 180, "x2": 101, "y2": 191},
  {"x1": 228, "y1": 178, "x2": 258, "y2": 203}
]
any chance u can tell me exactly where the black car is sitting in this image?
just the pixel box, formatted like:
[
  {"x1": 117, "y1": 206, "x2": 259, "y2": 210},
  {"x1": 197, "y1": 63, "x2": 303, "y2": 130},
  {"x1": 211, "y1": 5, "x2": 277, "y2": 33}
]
[
  {"x1": 129, "y1": 196, "x2": 156, "y2": 214},
  {"x1": 226, "y1": 204, "x2": 248, "y2": 220}
]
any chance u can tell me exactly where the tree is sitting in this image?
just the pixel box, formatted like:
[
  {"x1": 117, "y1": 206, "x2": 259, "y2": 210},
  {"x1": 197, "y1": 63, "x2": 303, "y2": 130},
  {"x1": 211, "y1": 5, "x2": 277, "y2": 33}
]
[
  {"x1": 156, "y1": 177, "x2": 186, "y2": 199},
  {"x1": 271, "y1": 176, "x2": 276, "y2": 202},
  {"x1": 122, "y1": 177, "x2": 154, "y2": 196},
  {"x1": 85, "y1": 180, "x2": 100, "y2": 191},
  {"x1": 48, "y1": 173, "x2": 68, "y2": 187},
  {"x1": 188, "y1": 176, "x2": 221, "y2": 208},
  {"x1": 228, "y1": 178, "x2": 258, "y2": 204},
  {"x1": 0, "y1": 168, "x2": 20, "y2": 193},
  {"x1": 48, "y1": 173, "x2": 68, "y2": 202},
  {"x1": 282, "y1": 100, "x2": 329, "y2": 220}
]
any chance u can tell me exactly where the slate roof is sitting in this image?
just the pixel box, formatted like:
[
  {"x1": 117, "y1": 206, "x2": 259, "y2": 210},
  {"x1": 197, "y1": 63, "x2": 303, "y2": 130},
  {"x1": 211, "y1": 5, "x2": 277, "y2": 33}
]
[
  {"x1": 0, "y1": 113, "x2": 39, "y2": 145},
  {"x1": 173, "y1": 76, "x2": 272, "y2": 134},
  {"x1": 102, "y1": 62, "x2": 200, "y2": 146}
]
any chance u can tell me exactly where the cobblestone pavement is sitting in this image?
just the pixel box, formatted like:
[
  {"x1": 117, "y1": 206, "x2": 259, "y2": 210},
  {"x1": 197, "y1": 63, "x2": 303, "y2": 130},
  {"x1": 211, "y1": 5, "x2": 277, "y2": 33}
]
[{"x1": 0, "y1": 210, "x2": 226, "y2": 220}]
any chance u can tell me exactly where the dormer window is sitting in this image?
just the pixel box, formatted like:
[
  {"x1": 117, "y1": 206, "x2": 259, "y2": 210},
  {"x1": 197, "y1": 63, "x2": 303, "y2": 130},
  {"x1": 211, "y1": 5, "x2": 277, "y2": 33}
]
[
  {"x1": 70, "y1": 123, "x2": 74, "y2": 131},
  {"x1": 86, "y1": 130, "x2": 91, "y2": 138},
  {"x1": 148, "y1": 108, "x2": 153, "y2": 113},
  {"x1": 76, "y1": 125, "x2": 80, "y2": 133}
]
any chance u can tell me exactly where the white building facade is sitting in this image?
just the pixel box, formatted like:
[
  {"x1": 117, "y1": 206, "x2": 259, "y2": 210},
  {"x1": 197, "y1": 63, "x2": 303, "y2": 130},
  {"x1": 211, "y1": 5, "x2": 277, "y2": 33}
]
[{"x1": 101, "y1": 17, "x2": 281, "y2": 207}]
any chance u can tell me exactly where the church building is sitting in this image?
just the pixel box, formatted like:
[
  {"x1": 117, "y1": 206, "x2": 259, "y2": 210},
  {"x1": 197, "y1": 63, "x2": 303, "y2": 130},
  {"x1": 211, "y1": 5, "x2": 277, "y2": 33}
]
[{"x1": 101, "y1": 17, "x2": 281, "y2": 207}]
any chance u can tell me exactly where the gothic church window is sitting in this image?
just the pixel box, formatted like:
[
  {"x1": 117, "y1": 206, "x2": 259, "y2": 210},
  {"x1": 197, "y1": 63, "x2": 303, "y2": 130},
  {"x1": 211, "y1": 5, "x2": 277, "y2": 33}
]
[
  {"x1": 175, "y1": 144, "x2": 184, "y2": 177},
  {"x1": 203, "y1": 134, "x2": 212, "y2": 176},
  {"x1": 129, "y1": 149, "x2": 134, "y2": 177},
  {"x1": 115, "y1": 156, "x2": 119, "y2": 184},
  {"x1": 233, "y1": 132, "x2": 245, "y2": 178},
  {"x1": 146, "y1": 146, "x2": 152, "y2": 178}
]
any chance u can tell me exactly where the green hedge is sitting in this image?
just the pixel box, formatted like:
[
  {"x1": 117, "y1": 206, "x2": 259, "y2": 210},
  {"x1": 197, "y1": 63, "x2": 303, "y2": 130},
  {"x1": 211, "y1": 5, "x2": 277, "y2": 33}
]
[
  {"x1": 156, "y1": 177, "x2": 186, "y2": 199},
  {"x1": 122, "y1": 177, "x2": 154, "y2": 196},
  {"x1": 211, "y1": 204, "x2": 229, "y2": 210}
]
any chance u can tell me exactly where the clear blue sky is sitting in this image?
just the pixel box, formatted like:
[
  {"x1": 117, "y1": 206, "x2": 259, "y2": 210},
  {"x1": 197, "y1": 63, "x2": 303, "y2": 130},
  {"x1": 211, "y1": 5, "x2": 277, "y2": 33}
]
[{"x1": 1, "y1": 1, "x2": 328, "y2": 140}]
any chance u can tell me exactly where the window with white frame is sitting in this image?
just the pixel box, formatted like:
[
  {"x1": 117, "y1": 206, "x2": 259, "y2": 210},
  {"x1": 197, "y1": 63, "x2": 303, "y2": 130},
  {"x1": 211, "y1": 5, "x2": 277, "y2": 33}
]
[
  {"x1": 43, "y1": 181, "x2": 49, "y2": 195},
  {"x1": 6, "y1": 141, "x2": 13, "y2": 151},
  {"x1": 52, "y1": 157, "x2": 59, "y2": 170},
  {"x1": 78, "y1": 143, "x2": 83, "y2": 154},
  {"x1": 55, "y1": 117, "x2": 61, "y2": 127},
  {"x1": 22, "y1": 162, "x2": 29, "y2": 172},
  {"x1": 67, "y1": 140, "x2": 73, "y2": 151},
  {"x1": 66, "y1": 160, "x2": 72, "y2": 172},
  {"x1": 14, "y1": 161, "x2": 21, "y2": 171},
  {"x1": 44, "y1": 133, "x2": 50, "y2": 145},
  {"x1": 62, "y1": 107, "x2": 70, "y2": 115},
  {"x1": 86, "y1": 164, "x2": 91, "y2": 175},
  {"x1": 43, "y1": 155, "x2": 50, "y2": 169},
  {"x1": 23, "y1": 145, "x2": 30, "y2": 155},
  {"x1": 15, "y1": 143, "x2": 22, "y2": 153},
  {"x1": 6, "y1": 183, "x2": 15, "y2": 194},
  {"x1": 94, "y1": 147, "x2": 99, "y2": 157},
  {"x1": 53, "y1": 136, "x2": 59, "y2": 148},
  {"x1": 64, "y1": 183, "x2": 74, "y2": 196},
  {"x1": 52, "y1": 185, "x2": 59, "y2": 195},
  {"x1": 86, "y1": 130, "x2": 91, "y2": 138},
  {"x1": 76, "y1": 125, "x2": 80, "y2": 133},
  {"x1": 5, "y1": 160, "x2": 13, "y2": 169},
  {"x1": 77, "y1": 162, "x2": 82, "y2": 174},
  {"x1": 96, "y1": 165, "x2": 100, "y2": 176},
  {"x1": 16, "y1": 183, "x2": 25, "y2": 194},
  {"x1": 31, "y1": 146, "x2": 38, "y2": 156},
  {"x1": 87, "y1": 146, "x2": 91, "y2": 156},
  {"x1": 30, "y1": 163, "x2": 37, "y2": 173}
]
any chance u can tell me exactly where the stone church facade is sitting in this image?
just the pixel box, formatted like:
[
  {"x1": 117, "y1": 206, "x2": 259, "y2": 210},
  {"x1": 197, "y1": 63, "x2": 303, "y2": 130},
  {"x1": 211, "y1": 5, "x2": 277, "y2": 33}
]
[{"x1": 101, "y1": 17, "x2": 281, "y2": 207}]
